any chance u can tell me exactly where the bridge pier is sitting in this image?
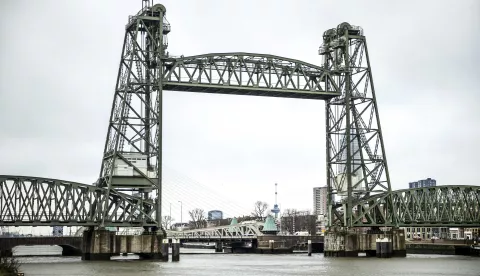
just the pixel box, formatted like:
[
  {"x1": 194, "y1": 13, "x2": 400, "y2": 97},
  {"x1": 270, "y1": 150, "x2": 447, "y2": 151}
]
[
  {"x1": 0, "y1": 249, "x2": 13, "y2": 257},
  {"x1": 215, "y1": 242, "x2": 223, "y2": 253},
  {"x1": 172, "y1": 239, "x2": 180, "y2": 262},
  {"x1": 82, "y1": 229, "x2": 170, "y2": 261},
  {"x1": 82, "y1": 229, "x2": 114, "y2": 261},
  {"x1": 324, "y1": 228, "x2": 406, "y2": 258}
]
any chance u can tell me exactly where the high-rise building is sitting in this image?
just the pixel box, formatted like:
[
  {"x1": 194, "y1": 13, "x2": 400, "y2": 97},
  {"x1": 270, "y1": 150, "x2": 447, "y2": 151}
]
[
  {"x1": 207, "y1": 210, "x2": 223, "y2": 221},
  {"x1": 409, "y1": 178, "x2": 436, "y2": 189},
  {"x1": 313, "y1": 186, "x2": 328, "y2": 215},
  {"x1": 338, "y1": 129, "x2": 362, "y2": 175},
  {"x1": 52, "y1": 226, "x2": 64, "y2": 237}
]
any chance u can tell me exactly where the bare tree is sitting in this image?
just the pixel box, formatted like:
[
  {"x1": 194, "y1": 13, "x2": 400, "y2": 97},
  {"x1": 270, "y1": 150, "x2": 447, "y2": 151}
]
[
  {"x1": 280, "y1": 209, "x2": 317, "y2": 234},
  {"x1": 237, "y1": 215, "x2": 257, "y2": 223},
  {"x1": 281, "y1": 208, "x2": 297, "y2": 234},
  {"x1": 0, "y1": 255, "x2": 20, "y2": 275},
  {"x1": 251, "y1": 201, "x2": 269, "y2": 220},
  {"x1": 305, "y1": 214, "x2": 318, "y2": 235},
  {"x1": 188, "y1": 208, "x2": 207, "y2": 229},
  {"x1": 162, "y1": 215, "x2": 174, "y2": 230}
]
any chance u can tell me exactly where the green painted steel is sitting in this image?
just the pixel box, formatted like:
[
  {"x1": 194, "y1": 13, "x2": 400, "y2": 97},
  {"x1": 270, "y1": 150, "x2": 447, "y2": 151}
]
[
  {"x1": 345, "y1": 185, "x2": 480, "y2": 227},
  {"x1": 321, "y1": 23, "x2": 395, "y2": 228},
  {"x1": 262, "y1": 215, "x2": 278, "y2": 233},
  {"x1": 161, "y1": 53, "x2": 341, "y2": 100},
  {"x1": 0, "y1": 176, "x2": 479, "y2": 227},
  {"x1": 0, "y1": 175, "x2": 157, "y2": 227}
]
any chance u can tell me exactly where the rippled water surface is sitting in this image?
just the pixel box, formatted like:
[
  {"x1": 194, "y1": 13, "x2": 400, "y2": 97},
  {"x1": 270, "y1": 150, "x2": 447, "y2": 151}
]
[{"x1": 17, "y1": 250, "x2": 480, "y2": 276}]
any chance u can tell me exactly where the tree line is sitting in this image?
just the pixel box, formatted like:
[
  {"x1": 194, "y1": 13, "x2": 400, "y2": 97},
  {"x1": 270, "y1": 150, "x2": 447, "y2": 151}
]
[{"x1": 162, "y1": 200, "x2": 319, "y2": 235}]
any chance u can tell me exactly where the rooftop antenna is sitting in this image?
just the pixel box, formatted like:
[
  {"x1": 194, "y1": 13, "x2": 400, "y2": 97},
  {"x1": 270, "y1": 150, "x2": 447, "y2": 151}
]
[
  {"x1": 271, "y1": 183, "x2": 280, "y2": 219},
  {"x1": 275, "y1": 183, "x2": 278, "y2": 204}
]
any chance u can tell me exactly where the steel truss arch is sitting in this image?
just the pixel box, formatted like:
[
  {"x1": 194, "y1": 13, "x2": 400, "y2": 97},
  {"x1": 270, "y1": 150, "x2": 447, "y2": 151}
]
[
  {"x1": 162, "y1": 52, "x2": 341, "y2": 99},
  {"x1": 345, "y1": 185, "x2": 480, "y2": 227},
  {"x1": 0, "y1": 176, "x2": 157, "y2": 227},
  {"x1": 167, "y1": 222, "x2": 264, "y2": 241}
]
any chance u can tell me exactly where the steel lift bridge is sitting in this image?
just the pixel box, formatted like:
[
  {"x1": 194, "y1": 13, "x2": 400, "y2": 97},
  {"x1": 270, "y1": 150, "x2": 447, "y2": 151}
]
[{"x1": 1, "y1": 2, "x2": 479, "y2": 235}]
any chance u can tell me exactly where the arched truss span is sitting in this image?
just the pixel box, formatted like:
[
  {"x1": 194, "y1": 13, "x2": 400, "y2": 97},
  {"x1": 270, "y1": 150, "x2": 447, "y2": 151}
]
[
  {"x1": 0, "y1": 176, "x2": 156, "y2": 227},
  {"x1": 343, "y1": 185, "x2": 480, "y2": 227},
  {"x1": 166, "y1": 222, "x2": 264, "y2": 241},
  {"x1": 1, "y1": 175, "x2": 479, "y2": 228},
  {"x1": 162, "y1": 53, "x2": 340, "y2": 99}
]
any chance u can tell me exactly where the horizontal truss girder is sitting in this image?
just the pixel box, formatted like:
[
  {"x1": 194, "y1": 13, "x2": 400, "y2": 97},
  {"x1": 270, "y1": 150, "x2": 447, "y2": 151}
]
[
  {"x1": 1, "y1": 176, "x2": 477, "y2": 227},
  {"x1": 342, "y1": 185, "x2": 480, "y2": 227},
  {"x1": 167, "y1": 222, "x2": 263, "y2": 240},
  {"x1": 0, "y1": 176, "x2": 157, "y2": 227},
  {"x1": 161, "y1": 53, "x2": 341, "y2": 100}
]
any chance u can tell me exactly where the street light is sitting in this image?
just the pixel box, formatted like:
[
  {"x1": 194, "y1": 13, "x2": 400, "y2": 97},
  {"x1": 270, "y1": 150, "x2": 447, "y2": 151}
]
[
  {"x1": 178, "y1": 201, "x2": 183, "y2": 225},
  {"x1": 169, "y1": 202, "x2": 172, "y2": 229}
]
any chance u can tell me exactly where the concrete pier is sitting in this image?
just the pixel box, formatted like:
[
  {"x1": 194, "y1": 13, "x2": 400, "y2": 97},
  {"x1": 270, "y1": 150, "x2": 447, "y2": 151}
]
[
  {"x1": 307, "y1": 240, "x2": 312, "y2": 256},
  {"x1": 324, "y1": 228, "x2": 406, "y2": 257},
  {"x1": 82, "y1": 229, "x2": 113, "y2": 260},
  {"x1": 82, "y1": 229, "x2": 169, "y2": 261},
  {"x1": 376, "y1": 237, "x2": 392, "y2": 258},
  {"x1": 160, "y1": 239, "x2": 169, "y2": 262},
  {"x1": 172, "y1": 239, "x2": 180, "y2": 262},
  {"x1": 215, "y1": 242, "x2": 223, "y2": 253}
]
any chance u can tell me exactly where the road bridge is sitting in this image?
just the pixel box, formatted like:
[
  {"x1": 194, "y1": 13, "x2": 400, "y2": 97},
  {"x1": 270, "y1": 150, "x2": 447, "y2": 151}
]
[
  {"x1": 0, "y1": 236, "x2": 82, "y2": 257},
  {"x1": 1, "y1": 1, "x2": 479, "y2": 260}
]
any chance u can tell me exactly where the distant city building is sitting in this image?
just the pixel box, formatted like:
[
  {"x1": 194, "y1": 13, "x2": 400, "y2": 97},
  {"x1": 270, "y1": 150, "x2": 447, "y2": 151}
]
[
  {"x1": 171, "y1": 222, "x2": 190, "y2": 231},
  {"x1": 404, "y1": 226, "x2": 448, "y2": 240},
  {"x1": 409, "y1": 178, "x2": 436, "y2": 189},
  {"x1": 208, "y1": 210, "x2": 223, "y2": 221},
  {"x1": 52, "y1": 226, "x2": 64, "y2": 237},
  {"x1": 338, "y1": 129, "x2": 362, "y2": 175},
  {"x1": 313, "y1": 186, "x2": 328, "y2": 215}
]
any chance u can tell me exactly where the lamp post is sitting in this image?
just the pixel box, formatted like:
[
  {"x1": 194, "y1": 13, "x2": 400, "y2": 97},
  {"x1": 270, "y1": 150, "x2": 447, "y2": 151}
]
[
  {"x1": 178, "y1": 201, "x2": 183, "y2": 225},
  {"x1": 169, "y1": 202, "x2": 172, "y2": 229}
]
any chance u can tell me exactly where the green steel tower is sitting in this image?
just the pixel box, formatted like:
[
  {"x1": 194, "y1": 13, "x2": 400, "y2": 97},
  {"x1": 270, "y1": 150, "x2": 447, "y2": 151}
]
[{"x1": 320, "y1": 23, "x2": 395, "y2": 228}]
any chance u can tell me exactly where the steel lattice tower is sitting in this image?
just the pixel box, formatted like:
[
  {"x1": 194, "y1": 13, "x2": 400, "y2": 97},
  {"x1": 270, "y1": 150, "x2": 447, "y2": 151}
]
[
  {"x1": 320, "y1": 23, "x2": 395, "y2": 228},
  {"x1": 97, "y1": 1, "x2": 170, "y2": 229}
]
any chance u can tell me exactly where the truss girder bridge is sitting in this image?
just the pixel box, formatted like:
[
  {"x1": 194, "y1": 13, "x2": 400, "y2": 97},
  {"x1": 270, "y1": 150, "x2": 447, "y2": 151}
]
[
  {"x1": 1, "y1": 3, "x2": 479, "y2": 230},
  {"x1": 0, "y1": 176, "x2": 154, "y2": 227},
  {"x1": 167, "y1": 222, "x2": 264, "y2": 241},
  {"x1": 1, "y1": 176, "x2": 478, "y2": 228}
]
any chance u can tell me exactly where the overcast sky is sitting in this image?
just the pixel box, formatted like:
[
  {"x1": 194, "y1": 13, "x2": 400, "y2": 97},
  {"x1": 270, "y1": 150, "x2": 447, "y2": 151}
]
[{"x1": 1, "y1": 0, "x2": 479, "y2": 223}]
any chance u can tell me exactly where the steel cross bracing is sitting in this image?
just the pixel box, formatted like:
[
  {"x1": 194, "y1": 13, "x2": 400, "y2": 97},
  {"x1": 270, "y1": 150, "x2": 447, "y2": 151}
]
[
  {"x1": 0, "y1": 176, "x2": 156, "y2": 227},
  {"x1": 1, "y1": 176, "x2": 478, "y2": 227},
  {"x1": 320, "y1": 23, "x2": 396, "y2": 228},
  {"x1": 96, "y1": 2, "x2": 342, "y2": 229},
  {"x1": 390, "y1": 185, "x2": 480, "y2": 227},
  {"x1": 97, "y1": 4, "x2": 170, "y2": 228},
  {"x1": 161, "y1": 53, "x2": 340, "y2": 99},
  {"x1": 166, "y1": 222, "x2": 263, "y2": 241},
  {"x1": 348, "y1": 185, "x2": 480, "y2": 227}
]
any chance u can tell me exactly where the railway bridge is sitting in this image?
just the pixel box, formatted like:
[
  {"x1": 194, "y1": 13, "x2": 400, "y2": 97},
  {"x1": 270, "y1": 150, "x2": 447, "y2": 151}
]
[{"x1": 1, "y1": 1, "x2": 479, "y2": 260}]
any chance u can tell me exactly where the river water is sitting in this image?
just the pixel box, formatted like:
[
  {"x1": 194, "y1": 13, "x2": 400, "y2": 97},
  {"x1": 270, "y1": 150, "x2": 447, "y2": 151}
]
[{"x1": 15, "y1": 247, "x2": 480, "y2": 276}]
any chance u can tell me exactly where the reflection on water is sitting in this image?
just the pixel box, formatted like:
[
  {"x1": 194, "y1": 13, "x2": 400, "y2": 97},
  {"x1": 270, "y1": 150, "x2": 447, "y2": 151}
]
[{"x1": 17, "y1": 251, "x2": 480, "y2": 276}]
